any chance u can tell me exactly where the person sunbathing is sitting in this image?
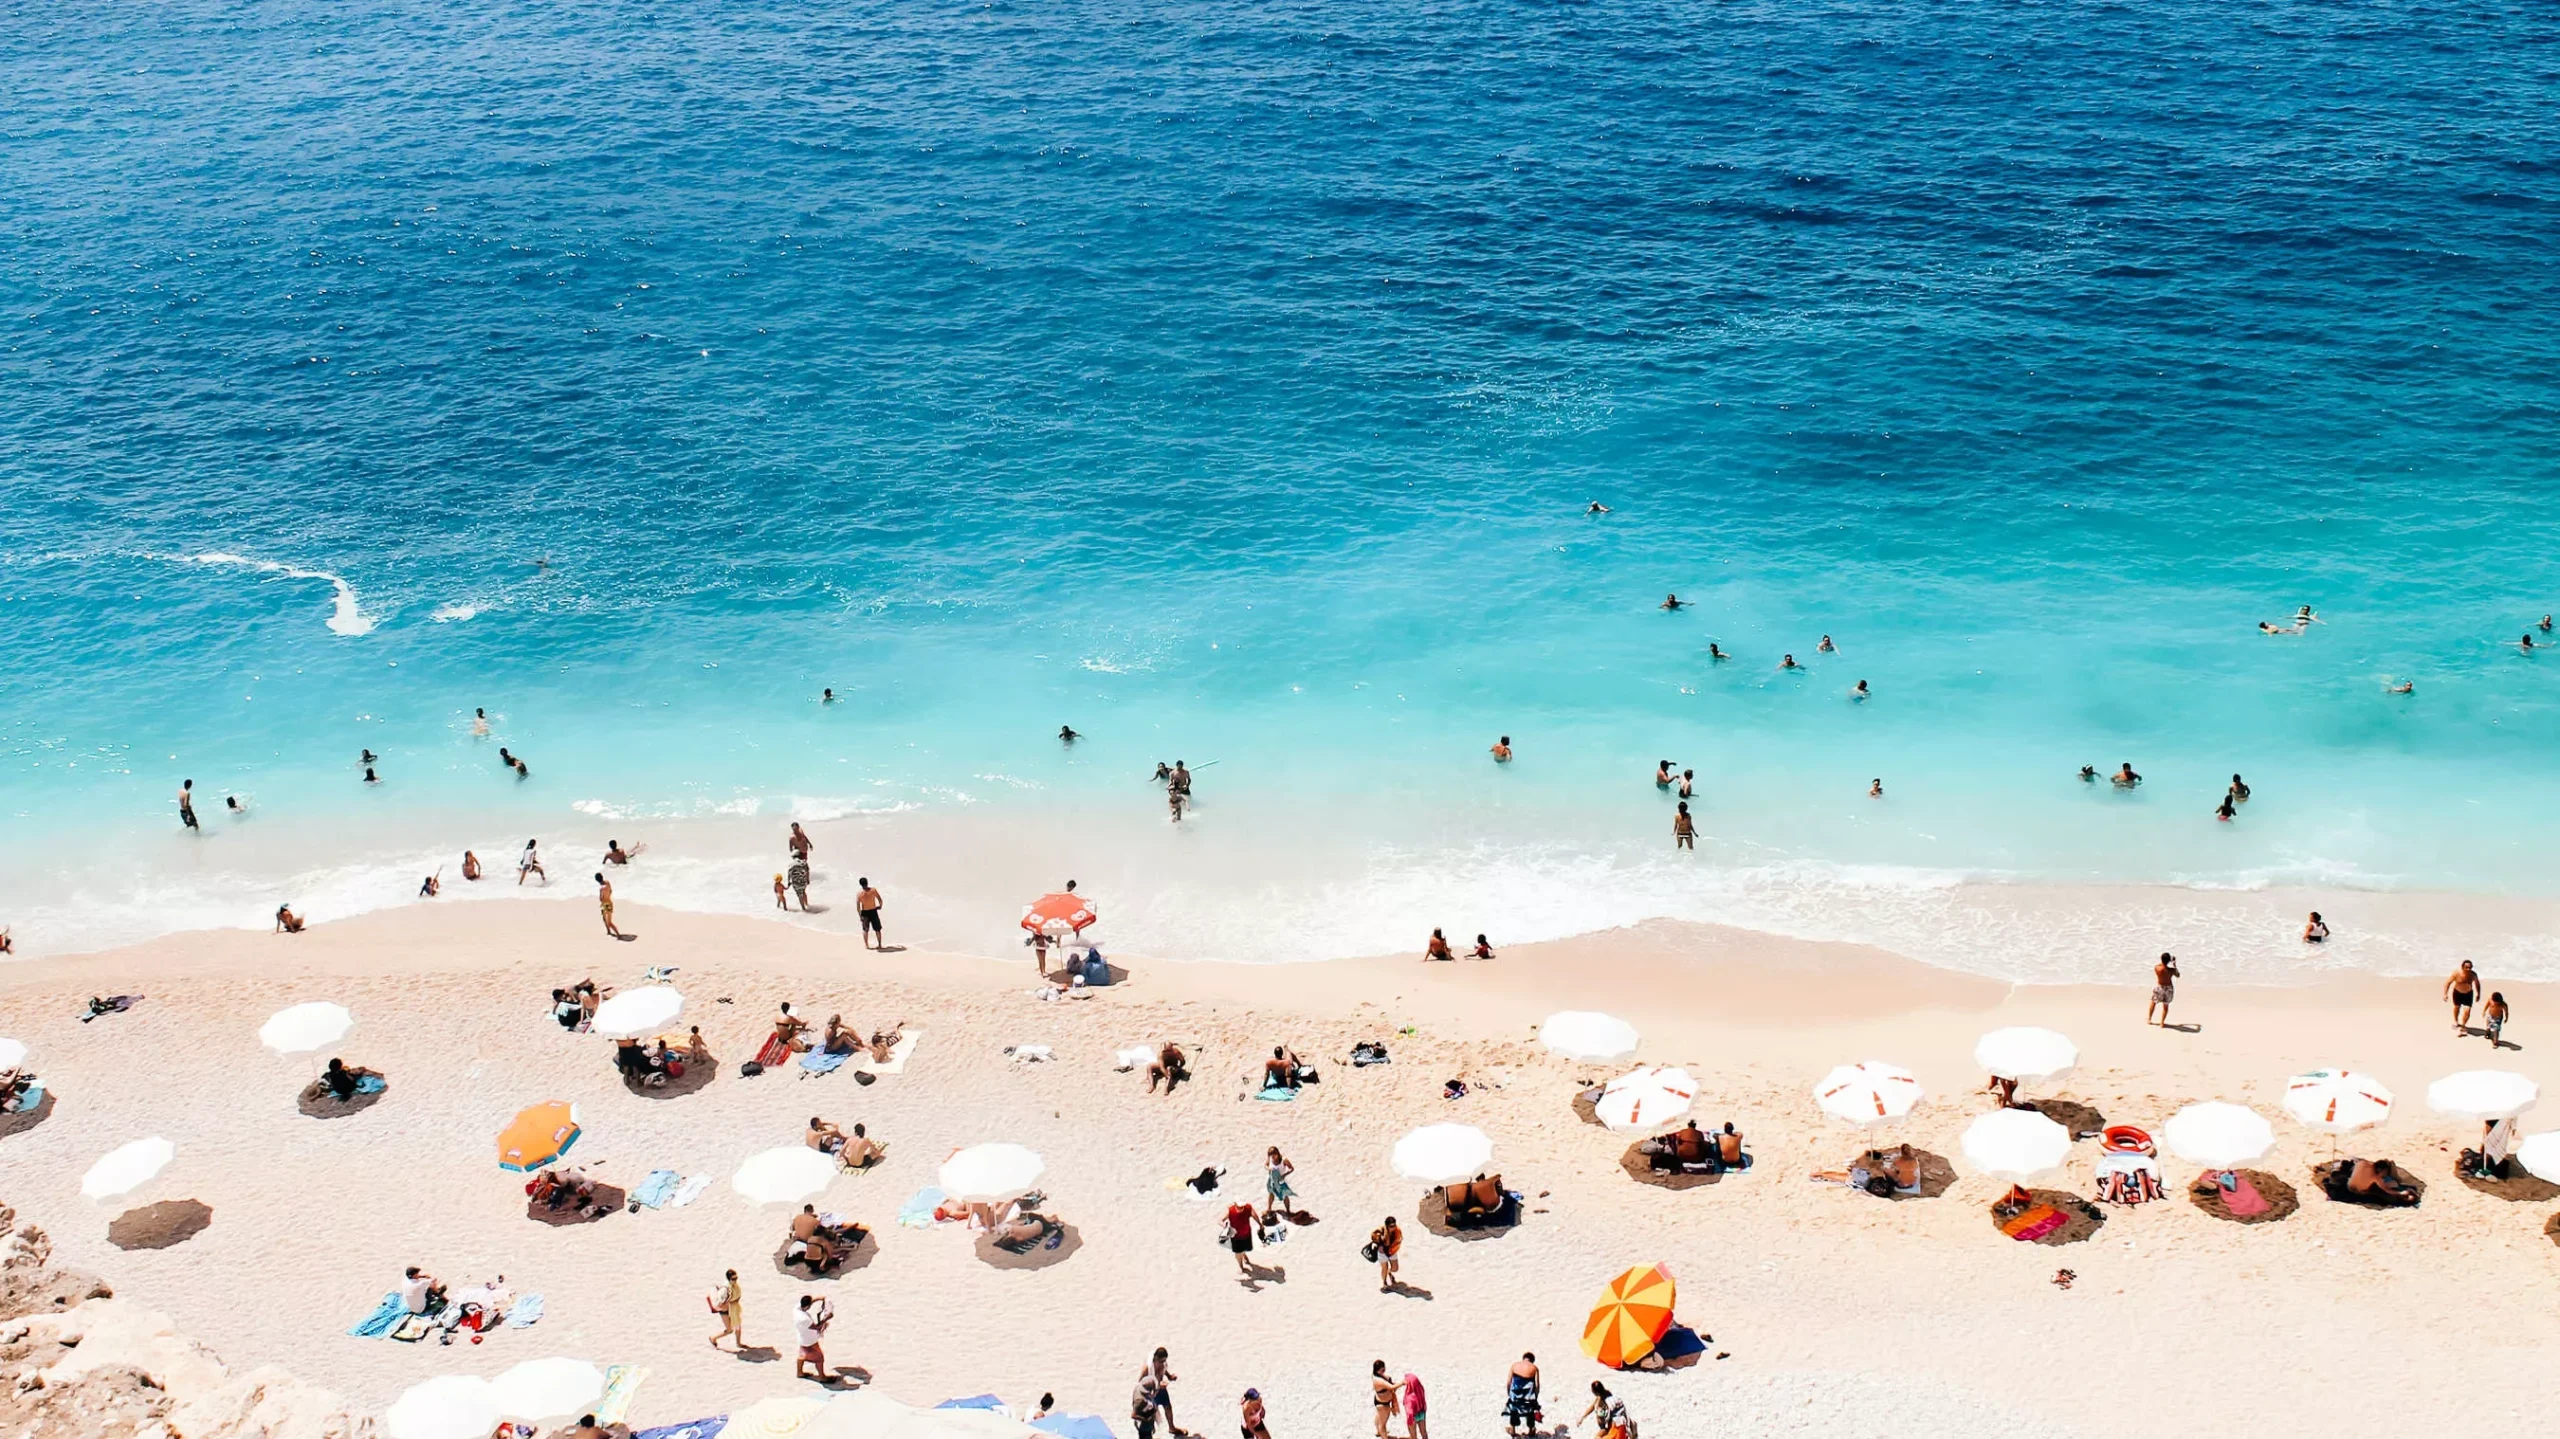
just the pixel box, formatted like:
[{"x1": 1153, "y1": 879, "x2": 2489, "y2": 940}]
[
  {"x1": 321, "y1": 1057, "x2": 364, "y2": 1102},
  {"x1": 1716, "y1": 1122, "x2": 1746, "y2": 1168},
  {"x1": 1147, "y1": 1043, "x2": 1188, "y2": 1094},
  {"x1": 1261, "y1": 1047, "x2": 1303, "y2": 1091},
  {"x1": 866, "y1": 1021, "x2": 906, "y2": 1063},
  {"x1": 0, "y1": 1068, "x2": 35, "y2": 1113},
  {"x1": 807, "y1": 1117, "x2": 848, "y2": 1155},
  {"x1": 837, "y1": 1123, "x2": 882, "y2": 1169},
  {"x1": 773, "y1": 1002, "x2": 812, "y2": 1052},
  {"x1": 550, "y1": 989, "x2": 583, "y2": 1030},
  {"x1": 822, "y1": 1015, "x2": 859, "y2": 1056},
  {"x1": 2337, "y1": 1157, "x2": 2420, "y2": 1206},
  {"x1": 1666, "y1": 1122, "x2": 1712, "y2": 1167}
]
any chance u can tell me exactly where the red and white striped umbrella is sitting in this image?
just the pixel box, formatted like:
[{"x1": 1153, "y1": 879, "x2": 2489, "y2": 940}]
[
  {"x1": 1813, "y1": 1061, "x2": 1923, "y2": 1127},
  {"x1": 2282, "y1": 1069, "x2": 2393, "y2": 1135},
  {"x1": 1595, "y1": 1066, "x2": 1697, "y2": 1131}
]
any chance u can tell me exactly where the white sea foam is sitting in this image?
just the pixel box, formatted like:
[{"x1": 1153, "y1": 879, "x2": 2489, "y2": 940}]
[
  {"x1": 182, "y1": 551, "x2": 377, "y2": 635},
  {"x1": 429, "y1": 602, "x2": 481, "y2": 623}
]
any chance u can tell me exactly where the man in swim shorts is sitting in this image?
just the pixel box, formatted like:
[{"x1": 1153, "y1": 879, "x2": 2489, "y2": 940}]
[
  {"x1": 856, "y1": 878, "x2": 884, "y2": 949},
  {"x1": 2147, "y1": 952, "x2": 2178, "y2": 1027},
  {"x1": 2445, "y1": 959, "x2": 2482, "y2": 1034}
]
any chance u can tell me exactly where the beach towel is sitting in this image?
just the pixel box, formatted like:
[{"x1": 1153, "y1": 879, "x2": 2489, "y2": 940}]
[
  {"x1": 632, "y1": 1169, "x2": 681, "y2": 1209},
  {"x1": 1007, "y1": 1043, "x2": 1053, "y2": 1063},
  {"x1": 504, "y1": 1293, "x2": 544, "y2": 1327},
  {"x1": 671, "y1": 1174, "x2": 712, "y2": 1207},
  {"x1": 800, "y1": 1049, "x2": 853, "y2": 1076},
  {"x1": 347, "y1": 1292, "x2": 405, "y2": 1338},
  {"x1": 390, "y1": 1314, "x2": 435, "y2": 1342},
  {"x1": 752, "y1": 1032, "x2": 791, "y2": 1070},
  {"x1": 354, "y1": 1073, "x2": 387, "y2": 1095},
  {"x1": 936, "y1": 1397, "x2": 1007, "y2": 1412},
  {"x1": 1998, "y1": 1203, "x2": 2069, "y2": 1242},
  {"x1": 1114, "y1": 1045, "x2": 1155, "y2": 1071},
  {"x1": 632, "y1": 1417, "x2": 728, "y2": 1439},
  {"x1": 1032, "y1": 1416, "x2": 1116, "y2": 1439},
  {"x1": 1253, "y1": 1086, "x2": 1297, "y2": 1102},
  {"x1": 898, "y1": 1186, "x2": 949, "y2": 1228},
  {"x1": 596, "y1": 1365, "x2": 649, "y2": 1425},
  {"x1": 851, "y1": 1030, "x2": 919, "y2": 1074},
  {"x1": 81, "y1": 994, "x2": 141, "y2": 1023},
  {"x1": 2222, "y1": 1173, "x2": 2271, "y2": 1216},
  {"x1": 7, "y1": 1079, "x2": 44, "y2": 1112}
]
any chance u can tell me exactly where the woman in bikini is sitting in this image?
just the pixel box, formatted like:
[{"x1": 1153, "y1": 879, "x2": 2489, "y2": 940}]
[{"x1": 1370, "y1": 1362, "x2": 1397, "y2": 1439}]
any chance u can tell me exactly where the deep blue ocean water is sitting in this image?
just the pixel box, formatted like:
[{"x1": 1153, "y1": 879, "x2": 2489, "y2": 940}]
[{"x1": 5, "y1": 0, "x2": 2559, "y2": 968}]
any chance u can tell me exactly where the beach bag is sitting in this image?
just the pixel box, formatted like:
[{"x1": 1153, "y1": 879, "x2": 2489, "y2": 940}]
[
  {"x1": 740, "y1": 1060, "x2": 764, "y2": 1077},
  {"x1": 1361, "y1": 1241, "x2": 1380, "y2": 1262},
  {"x1": 1864, "y1": 1174, "x2": 1895, "y2": 1198}
]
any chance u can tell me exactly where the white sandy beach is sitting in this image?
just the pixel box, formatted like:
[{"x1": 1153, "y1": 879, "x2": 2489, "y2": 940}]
[{"x1": 3, "y1": 900, "x2": 2557, "y2": 1437}]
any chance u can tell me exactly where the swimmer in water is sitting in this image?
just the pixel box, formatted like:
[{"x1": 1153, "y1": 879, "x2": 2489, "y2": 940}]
[
  {"x1": 2228, "y1": 774, "x2": 2250, "y2": 803},
  {"x1": 2258, "y1": 621, "x2": 2297, "y2": 636},
  {"x1": 461, "y1": 850, "x2": 482, "y2": 881},
  {"x1": 2296, "y1": 605, "x2": 2319, "y2": 625},
  {"x1": 1677, "y1": 769, "x2": 1695, "y2": 798},
  {"x1": 2524, "y1": 634, "x2": 2538, "y2": 652},
  {"x1": 1708, "y1": 642, "x2": 1727, "y2": 661},
  {"x1": 363, "y1": 766, "x2": 379, "y2": 784},
  {"x1": 419, "y1": 871, "x2": 441, "y2": 898},
  {"x1": 1490, "y1": 735, "x2": 1512, "y2": 762},
  {"x1": 1851, "y1": 679, "x2": 1869, "y2": 700},
  {"x1": 225, "y1": 795, "x2": 247, "y2": 814},
  {"x1": 1868, "y1": 778, "x2": 1882, "y2": 798},
  {"x1": 1654, "y1": 761, "x2": 1675, "y2": 788},
  {"x1": 1779, "y1": 653, "x2": 1800, "y2": 670},
  {"x1": 2078, "y1": 765, "x2": 2097, "y2": 782},
  {"x1": 1586, "y1": 501, "x2": 1609, "y2": 515},
  {"x1": 822, "y1": 688, "x2": 837, "y2": 704},
  {"x1": 2214, "y1": 794, "x2": 2235, "y2": 822},
  {"x1": 1151, "y1": 761, "x2": 1172, "y2": 784},
  {"x1": 513, "y1": 756, "x2": 529, "y2": 778},
  {"x1": 2112, "y1": 763, "x2": 2141, "y2": 788},
  {"x1": 1661, "y1": 594, "x2": 1687, "y2": 611},
  {"x1": 2543, "y1": 615, "x2": 2554, "y2": 634},
  {"x1": 604, "y1": 839, "x2": 639, "y2": 865},
  {"x1": 471, "y1": 707, "x2": 490, "y2": 736},
  {"x1": 2389, "y1": 680, "x2": 2414, "y2": 694},
  {"x1": 361, "y1": 749, "x2": 378, "y2": 766},
  {"x1": 1818, "y1": 635, "x2": 1836, "y2": 654},
  {"x1": 1059, "y1": 725, "x2": 1080, "y2": 743}
]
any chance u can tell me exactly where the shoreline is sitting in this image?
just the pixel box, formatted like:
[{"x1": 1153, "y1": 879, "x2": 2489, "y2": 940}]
[{"x1": 4, "y1": 902, "x2": 2555, "y2": 1435}]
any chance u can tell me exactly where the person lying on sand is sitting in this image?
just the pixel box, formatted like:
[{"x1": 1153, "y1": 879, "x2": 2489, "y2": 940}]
[
  {"x1": 1147, "y1": 1043, "x2": 1188, "y2": 1095},
  {"x1": 866, "y1": 1021, "x2": 906, "y2": 1063},
  {"x1": 807, "y1": 1117, "x2": 847, "y2": 1155}
]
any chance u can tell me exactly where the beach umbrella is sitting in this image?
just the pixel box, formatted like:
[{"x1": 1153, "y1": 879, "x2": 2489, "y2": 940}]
[
  {"x1": 590, "y1": 988, "x2": 685, "y2": 1039},
  {"x1": 725, "y1": 1397, "x2": 828, "y2": 1439},
  {"x1": 733, "y1": 1146, "x2": 840, "y2": 1205},
  {"x1": 1030, "y1": 1418, "x2": 1115, "y2": 1439},
  {"x1": 259, "y1": 1001, "x2": 353, "y2": 1056},
  {"x1": 81, "y1": 1137, "x2": 174, "y2": 1200},
  {"x1": 1972, "y1": 1027, "x2": 2077, "y2": 1085},
  {"x1": 1960, "y1": 1109, "x2": 2073, "y2": 1180},
  {"x1": 1020, "y1": 891, "x2": 1096, "y2": 938},
  {"x1": 2426, "y1": 1070, "x2": 2539, "y2": 1122},
  {"x1": 1594, "y1": 1066, "x2": 1696, "y2": 1131},
  {"x1": 0, "y1": 1037, "x2": 30, "y2": 1070},
  {"x1": 2282, "y1": 1069, "x2": 2393, "y2": 1134},
  {"x1": 809, "y1": 1394, "x2": 1044, "y2": 1439},
  {"x1": 387, "y1": 1376, "x2": 502, "y2": 1439},
  {"x1": 497, "y1": 1101, "x2": 582, "y2": 1172},
  {"x1": 1390, "y1": 1123, "x2": 1493, "y2": 1183},
  {"x1": 491, "y1": 1359, "x2": 606, "y2": 1422},
  {"x1": 2162, "y1": 1102, "x2": 2275, "y2": 1170},
  {"x1": 2517, "y1": 1131, "x2": 2560, "y2": 1184},
  {"x1": 1813, "y1": 1061, "x2": 1924, "y2": 1127},
  {"x1": 938, "y1": 1143, "x2": 1045, "y2": 1203},
  {"x1": 1579, "y1": 1262, "x2": 1677, "y2": 1369},
  {"x1": 1539, "y1": 1011, "x2": 1640, "y2": 1063}
]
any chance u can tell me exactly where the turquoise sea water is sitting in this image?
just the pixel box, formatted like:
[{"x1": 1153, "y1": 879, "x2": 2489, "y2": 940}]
[{"x1": 5, "y1": 1, "x2": 2559, "y2": 970}]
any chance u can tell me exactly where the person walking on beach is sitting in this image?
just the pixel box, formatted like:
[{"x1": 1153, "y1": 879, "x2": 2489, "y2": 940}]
[
  {"x1": 2445, "y1": 959, "x2": 2482, "y2": 1034},
  {"x1": 1137, "y1": 1349, "x2": 1181, "y2": 1438},
  {"x1": 177, "y1": 779, "x2": 199, "y2": 832},
  {"x1": 1223, "y1": 1201, "x2": 1257, "y2": 1277},
  {"x1": 792, "y1": 1294, "x2": 831, "y2": 1381},
  {"x1": 1238, "y1": 1389, "x2": 1270, "y2": 1439},
  {"x1": 1369, "y1": 1216, "x2": 1402, "y2": 1292},
  {"x1": 1673, "y1": 802, "x2": 1695, "y2": 849},
  {"x1": 596, "y1": 875, "x2": 625, "y2": 939},
  {"x1": 1502, "y1": 1355, "x2": 1541, "y2": 1437},
  {"x1": 789, "y1": 823, "x2": 813, "y2": 862},
  {"x1": 708, "y1": 1269, "x2": 743, "y2": 1350},
  {"x1": 518, "y1": 839, "x2": 546, "y2": 886},
  {"x1": 2484, "y1": 991, "x2": 2511, "y2": 1046},
  {"x1": 1131, "y1": 1373, "x2": 1164, "y2": 1439},
  {"x1": 2147, "y1": 952, "x2": 2179, "y2": 1027},
  {"x1": 787, "y1": 855, "x2": 813, "y2": 911},
  {"x1": 1264, "y1": 1147, "x2": 1297, "y2": 1220},
  {"x1": 857, "y1": 878, "x2": 885, "y2": 948}
]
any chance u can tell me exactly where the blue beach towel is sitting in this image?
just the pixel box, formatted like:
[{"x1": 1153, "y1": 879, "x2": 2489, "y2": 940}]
[
  {"x1": 936, "y1": 1396, "x2": 1005, "y2": 1411},
  {"x1": 632, "y1": 1169, "x2": 681, "y2": 1209},
  {"x1": 801, "y1": 1049, "x2": 852, "y2": 1076},
  {"x1": 504, "y1": 1293, "x2": 544, "y2": 1327},
  {"x1": 897, "y1": 1186, "x2": 947, "y2": 1228},
  {"x1": 1033, "y1": 1417, "x2": 1117, "y2": 1439},
  {"x1": 347, "y1": 1291, "x2": 404, "y2": 1338},
  {"x1": 355, "y1": 1074, "x2": 387, "y2": 1095},
  {"x1": 1253, "y1": 1086, "x2": 1297, "y2": 1102},
  {"x1": 633, "y1": 1418, "x2": 727, "y2": 1439}
]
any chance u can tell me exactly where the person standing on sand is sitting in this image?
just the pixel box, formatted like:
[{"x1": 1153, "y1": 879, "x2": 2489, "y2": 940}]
[
  {"x1": 1138, "y1": 1348, "x2": 1181, "y2": 1438},
  {"x1": 1369, "y1": 1216, "x2": 1402, "y2": 1292},
  {"x1": 857, "y1": 878, "x2": 885, "y2": 948},
  {"x1": 787, "y1": 855, "x2": 813, "y2": 911},
  {"x1": 1131, "y1": 1374, "x2": 1163, "y2": 1439},
  {"x1": 595, "y1": 874, "x2": 624, "y2": 939},
  {"x1": 518, "y1": 840, "x2": 546, "y2": 886},
  {"x1": 2147, "y1": 952, "x2": 2179, "y2": 1027},
  {"x1": 1264, "y1": 1147, "x2": 1297, "y2": 1220},
  {"x1": 774, "y1": 873, "x2": 789, "y2": 910},
  {"x1": 1401, "y1": 1372, "x2": 1427, "y2": 1439},
  {"x1": 1673, "y1": 802, "x2": 1695, "y2": 849},
  {"x1": 2445, "y1": 959, "x2": 2482, "y2": 1034},
  {"x1": 708, "y1": 1268, "x2": 743, "y2": 1350},
  {"x1": 1238, "y1": 1390, "x2": 1270, "y2": 1439},
  {"x1": 1503, "y1": 1355, "x2": 1541, "y2": 1437},
  {"x1": 793, "y1": 1294, "x2": 830, "y2": 1381},
  {"x1": 1370, "y1": 1362, "x2": 1398, "y2": 1439},
  {"x1": 1223, "y1": 1201, "x2": 1256, "y2": 1276}
]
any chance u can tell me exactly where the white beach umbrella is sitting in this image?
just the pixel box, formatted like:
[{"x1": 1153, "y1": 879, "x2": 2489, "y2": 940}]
[
  {"x1": 1539, "y1": 1010, "x2": 1640, "y2": 1062},
  {"x1": 1813, "y1": 1061, "x2": 1924, "y2": 1127},
  {"x1": 2282, "y1": 1069, "x2": 2394, "y2": 1134},
  {"x1": 0, "y1": 1037, "x2": 29, "y2": 1071},
  {"x1": 937, "y1": 1143, "x2": 1046, "y2": 1203},
  {"x1": 386, "y1": 1376, "x2": 502, "y2": 1439},
  {"x1": 589, "y1": 988, "x2": 685, "y2": 1039},
  {"x1": 258, "y1": 1001, "x2": 352, "y2": 1055},
  {"x1": 490, "y1": 1359, "x2": 605, "y2": 1422},
  {"x1": 1391, "y1": 1123, "x2": 1495, "y2": 1183},
  {"x1": 1594, "y1": 1066, "x2": 1697, "y2": 1132},
  {"x1": 2516, "y1": 1131, "x2": 2560, "y2": 1185},
  {"x1": 2162, "y1": 1102, "x2": 2275, "y2": 1170},
  {"x1": 732, "y1": 1146, "x2": 840, "y2": 1205},
  {"x1": 2425, "y1": 1070, "x2": 2539, "y2": 1122},
  {"x1": 81, "y1": 1137, "x2": 175, "y2": 1200},
  {"x1": 809, "y1": 1394, "x2": 1043, "y2": 1439},
  {"x1": 1972, "y1": 1027, "x2": 2077, "y2": 1085},
  {"x1": 725, "y1": 1396, "x2": 830, "y2": 1439},
  {"x1": 1960, "y1": 1108, "x2": 2074, "y2": 1181}
]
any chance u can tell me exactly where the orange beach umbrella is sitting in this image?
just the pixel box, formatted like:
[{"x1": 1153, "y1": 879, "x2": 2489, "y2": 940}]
[
  {"x1": 497, "y1": 1101, "x2": 581, "y2": 1172},
  {"x1": 1580, "y1": 1262, "x2": 1677, "y2": 1369},
  {"x1": 1021, "y1": 890, "x2": 1097, "y2": 937}
]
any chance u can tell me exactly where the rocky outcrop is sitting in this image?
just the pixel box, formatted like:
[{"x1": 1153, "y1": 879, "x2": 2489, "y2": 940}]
[{"x1": 0, "y1": 1204, "x2": 374, "y2": 1439}]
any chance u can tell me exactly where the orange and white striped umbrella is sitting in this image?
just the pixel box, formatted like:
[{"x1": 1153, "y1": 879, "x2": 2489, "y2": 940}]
[
  {"x1": 2282, "y1": 1069, "x2": 2392, "y2": 1135},
  {"x1": 1580, "y1": 1263, "x2": 1677, "y2": 1368},
  {"x1": 497, "y1": 1101, "x2": 581, "y2": 1172},
  {"x1": 1813, "y1": 1061, "x2": 1923, "y2": 1127},
  {"x1": 1021, "y1": 891, "x2": 1097, "y2": 937},
  {"x1": 1594, "y1": 1066, "x2": 1697, "y2": 1131}
]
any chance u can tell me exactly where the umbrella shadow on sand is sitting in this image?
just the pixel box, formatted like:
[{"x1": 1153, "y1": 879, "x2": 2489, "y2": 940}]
[
  {"x1": 1416, "y1": 1190, "x2": 1523, "y2": 1239},
  {"x1": 976, "y1": 1222, "x2": 1081, "y2": 1271},
  {"x1": 525, "y1": 1184, "x2": 625, "y2": 1226},
  {"x1": 2456, "y1": 1164, "x2": 2560, "y2": 1203},
  {"x1": 2187, "y1": 1170, "x2": 2299, "y2": 1224},
  {"x1": 1570, "y1": 1090, "x2": 1610, "y2": 1128},
  {"x1": 1988, "y1": 1189, "x2": 2105, "y2": 1246},
  {"x1": 1617, "y1": 1143, "x2": 1721, "y2": 1192},
  {"x1": 108, "y1": 1199, "x2": 212, "y2": 1251},
  {"x1": 2546, "y1": 1212, "x2": 2560, "y2": 1248},
  {"x1": 1829, "y1": 1148, "x2": 1958, "y2": 1200},
  {"x1": 625, "y1": 1061, "x2": 718, "y2": 1099},
  {"x1": 0, "y1": 1090, "x2": 55, "y2": 1139},
  {"x1": 297, "y1": 1080, "x2": 387, "y2": 1120},
  {"x1": 2029, "y1": 1098, "x2": 2106, "y2": 1135},
  {"x1": 773, "y1": 1231, "x2": 880, "y2": 1279}
]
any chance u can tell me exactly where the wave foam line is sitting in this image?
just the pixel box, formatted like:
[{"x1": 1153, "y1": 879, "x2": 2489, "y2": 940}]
[{"x1": 182, "y1": 551, "x2": 377, "y2": 636}]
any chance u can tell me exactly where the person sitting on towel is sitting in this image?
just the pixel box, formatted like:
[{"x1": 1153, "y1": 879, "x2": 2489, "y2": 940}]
[
  {"x1": 1666, "y1": 1122, "x2": 1712, "y2": 1168},
  {"x1": 1147, "y1": 1043, "x2": 1188, "y2": 1094},
  {"x1": 822, "y1": 1015, "x2": 860, "y2": 1056},
  {"x1": 1262, "y1": 1046, "x2": 1305, "y2": 1091},
  {"x1": 2339, "y1": 1157, "x2": 2420, "y2": 1206},
  {"x1": 1717, "y1": 1121, "x2": 1747, "y2": 1168},
  {"x1": 866, "y1": 1020, "x2": 906, "y2": 1063},
  {"x1": 322, "y1": 1057, "x2": 361, "y2": 1102},
  {"x1": 837, "y1": 1123, "x2": 882, "y2": 1169},
  {"x1": 807, "y1": 1117, "x2": 848, "y2": 1155}
]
